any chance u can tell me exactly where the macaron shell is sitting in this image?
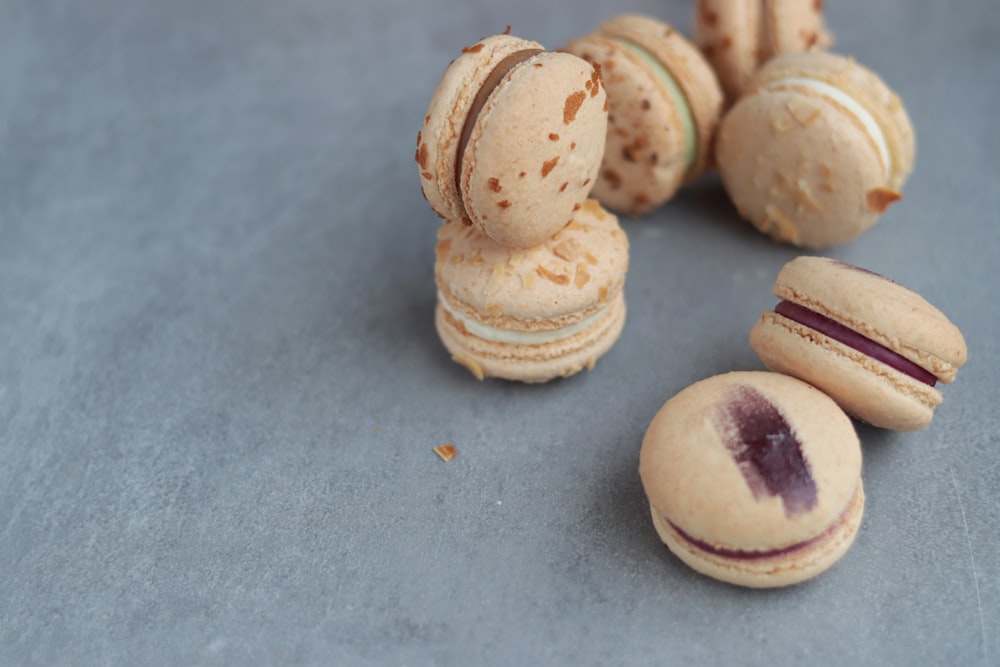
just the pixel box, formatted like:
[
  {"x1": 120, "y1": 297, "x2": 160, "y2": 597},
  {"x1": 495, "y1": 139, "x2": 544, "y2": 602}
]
[
  {"x1": 749, "y1": 51, "x2": 915, "y2": 189},
  {"x1": 639, "y1": 371, "x2": 862, "y2": 552},
  {"x1": 461, "y1": 51, "x2": 607, "y2": 248},
  {"x1": 650, "y1": 482, "x2": 863, "y2": 588},
  {"x1": 435, "y1": 291, "x2": 626, "y2": 383},
  {"x1": 595, "y1": 15, "x2": 724, "y2": 183},
  {"x1": 750, "y1": 311, "x2": 940, "y2": 430},
  {"x1": 766, "y1": 0, "x2": 833, "y2": 56},
  {"x1": 773, "y1": 256, "x2": 968, "y2": 381},
  {"x1": 715, "y1": 87, "x2": 888, "y2": 247},
  {"x1": 693, "y1": 0, "x2": 760, "y2": 102},
  {"x1": 418, "y1": 35, "x2": 545, "y2": 225},
  {"x1": 435, "y1": 200, "x2": 629, "y2": 326},
  {"x1": 562, "y1": 34, "x2": 688, "y2": 215}
]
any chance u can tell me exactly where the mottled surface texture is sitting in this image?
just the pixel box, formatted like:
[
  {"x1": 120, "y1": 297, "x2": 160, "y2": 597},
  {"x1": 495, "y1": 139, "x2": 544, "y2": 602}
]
[{"x1": 1, "y1": 1, "x2": 997, "y2": 665}]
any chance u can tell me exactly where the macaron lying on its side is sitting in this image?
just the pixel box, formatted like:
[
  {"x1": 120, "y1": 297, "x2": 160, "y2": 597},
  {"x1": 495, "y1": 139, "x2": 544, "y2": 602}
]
[
  {"x1": 640, "y1": 371, "x2": 864, "y2": 588},
  {"x1": 693, "y1": 0, "x2": 833, "y2": 103},
  {"x1": 417, "y1": 33, "x2": 608, "y2": 248},
  {"x1": 435, "y1": 200, "x2": 629, "y2": 383},
  {"x1": 715, "y1": 52, "x2": 915, "y2": 248},
  {"x1": 749, "y1": 256, "x2": 968, "y2": 431},
  {"x1": 563, "y1": 15, "x2": 723, "y2": 216}
]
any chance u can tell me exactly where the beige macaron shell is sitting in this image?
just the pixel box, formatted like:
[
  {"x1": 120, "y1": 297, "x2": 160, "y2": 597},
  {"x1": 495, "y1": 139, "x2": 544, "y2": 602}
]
[
  {"x1": 650, "y1": 482, "x2": 864, "y2": 587},
  {"x1": 595, "y1": 15, "x2": 724, "y2": 183},
  {"x1": 750, "y1": 312, "x2": 939, "y2": 430},
  {"x1": 750, "y1": 51, "x2": 915, "y2": 189},
  {"x1": 715, "y1": 87, "x2": 889, "y2": 247},
  {"x1": 774, "y1": 256, "x2": 968, "y2": 381},
  {"x1": 693, "y1": 0, "x2": 832, "y2": 103},
  {"x1": 435, "y1": 200, "x2": 628, "y2": 325},
  {"x1": 417, "y1": 34, "x2": 546, "y2": 224},
  {"x1": 639, "y1": 371, "x2": 861, "y2": 553},
  {"x1": 562, "y1": 34, "x2": 688, "y2": 215},
  {"x1": 461, "y1": 51, "x2": 607, "y2": 248}
]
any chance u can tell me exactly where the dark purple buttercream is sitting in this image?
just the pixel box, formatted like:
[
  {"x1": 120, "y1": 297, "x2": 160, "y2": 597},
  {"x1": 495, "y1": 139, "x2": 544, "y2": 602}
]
[
  {"x1": 713, "y1": 385, "x2": 818, "y2": 517},
  {"x1": 774, "y1": 300, "x2": 937, "y2": 386}
]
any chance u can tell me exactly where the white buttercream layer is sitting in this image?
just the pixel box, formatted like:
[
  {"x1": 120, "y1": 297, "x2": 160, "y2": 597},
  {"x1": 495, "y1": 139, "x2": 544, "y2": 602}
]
[
  {"x1": 438, "y1": 292, "x2": 610, "y2": 345},
  {"x1": 766, "y1": 76, "x2": 891, "y2": 178}
]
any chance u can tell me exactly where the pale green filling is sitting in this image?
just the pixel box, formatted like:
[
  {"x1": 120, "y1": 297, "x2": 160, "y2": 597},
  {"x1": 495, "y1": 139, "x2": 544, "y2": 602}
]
[{"x1": 614, "y1": 38, "x2": 697, "y2": 172}]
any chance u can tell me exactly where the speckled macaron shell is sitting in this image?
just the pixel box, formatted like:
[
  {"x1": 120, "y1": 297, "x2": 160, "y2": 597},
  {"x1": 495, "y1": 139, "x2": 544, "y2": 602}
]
[
  {"x1": 715, "y1": 52, "x2": 915, "y2": 248},
  {"x1": 434, "y1": 200, "x2": 629, "y2": 383},
  {"x1": 639, "y1": 371, "x2": 863, "y2": 587},
  {"x1": 417, "y1": 34, "x2": 608, "y2": 248},
  {"x1": 750, "y1": 256, "x2": 968, "y2": 430},
  {"x1": 693, "y1": 0, "x2": 833, "y2": 103}
]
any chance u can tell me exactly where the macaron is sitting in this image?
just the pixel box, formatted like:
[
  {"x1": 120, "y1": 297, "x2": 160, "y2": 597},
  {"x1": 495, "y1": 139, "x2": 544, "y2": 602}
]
[
  {"x1": 639, "y1": 371, "x2": 864, "y2": 588},
  {"x1": 417, "y1": 32, "x2": 608, "y2": 248},
  {"x1": 749, "y1": 256, "x2": 968, "y2": 431},
  {"x1": 693, "y1": 0, "x2": 833, "y2": 103},
  {"x1": 714, "y1": 51, "x2": 915, "y2": 248},
  {"x1": 434, "y1": 200, "x2": 628, "y2": 383},
  {"x1": 563, "y1": 15, "x2": 723, "y2": 216}
]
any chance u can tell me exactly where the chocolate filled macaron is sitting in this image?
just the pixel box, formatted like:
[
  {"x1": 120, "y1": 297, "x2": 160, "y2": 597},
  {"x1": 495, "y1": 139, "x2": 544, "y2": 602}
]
[
  {"x1": 693, "y1": 0, "x2": 833, "y2": 103},
  {"x1": 749, "y1": 256, "x2": 968, "y2": 431},
  {"x1": 639, "y1": 371, "x2": 864, "y2": 588},
  {"x1": 714, "y1": 51, "x2": 915, "y2": 248},
  {"x1": 435, "y1": 200, "x2": 628, "y2": 383},
  {"x1": 417, "y1": 32, "x2": 608, "y2": 248},
  {"x1": 563, "y1": 15, "x2": 723, "y2": 216}
]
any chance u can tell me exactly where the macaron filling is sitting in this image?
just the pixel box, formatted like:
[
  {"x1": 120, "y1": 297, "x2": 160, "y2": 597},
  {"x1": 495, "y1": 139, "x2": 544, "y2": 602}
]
[
  {"x1": 613, "y1": 38, "x2": 697, "y2": 173},
  {"x1": 455, "y1": 48, "x2": 544, "y2": 196},
  {"x1": 438, "y1": 292, "x2": 611, "y2": 345},
  {"x1": 764, "y1": 76, "x2": 892, "y2": 179},
  {"x1": 774, "y1": 300, "x2": 938, "y2": 386},
  {"x1": 663, "y1": 489, "x2": 858, "y2": 562}
]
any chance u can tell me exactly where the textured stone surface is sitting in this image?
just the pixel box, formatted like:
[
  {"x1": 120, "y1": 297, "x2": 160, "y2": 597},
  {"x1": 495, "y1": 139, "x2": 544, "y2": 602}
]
[{"x1": 1, "y1": 0, "x2": 997, "y2": 665}]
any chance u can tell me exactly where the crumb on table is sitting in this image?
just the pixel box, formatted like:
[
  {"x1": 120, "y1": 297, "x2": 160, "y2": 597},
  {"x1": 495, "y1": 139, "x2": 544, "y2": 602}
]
[{"x1": 434, "y1": 444, "x2": 458, "y2": 462}]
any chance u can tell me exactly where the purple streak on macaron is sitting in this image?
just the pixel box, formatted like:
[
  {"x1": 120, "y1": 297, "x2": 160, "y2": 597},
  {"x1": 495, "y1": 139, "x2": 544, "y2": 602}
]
[
  {"x1": 714, "y1": 385, "x2": 818, "y2": 517},
  {"x1": 774, "y1": 300, "x2": 937, "y2": 386},
  {"x1": 829, "y1": 259, "x2": 896, "y2": 283}
]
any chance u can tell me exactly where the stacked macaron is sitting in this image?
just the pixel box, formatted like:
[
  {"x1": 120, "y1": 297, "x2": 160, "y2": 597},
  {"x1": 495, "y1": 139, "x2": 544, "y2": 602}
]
[{"x1": 417, "y1": 31, "x2": 630, "y2": 383}]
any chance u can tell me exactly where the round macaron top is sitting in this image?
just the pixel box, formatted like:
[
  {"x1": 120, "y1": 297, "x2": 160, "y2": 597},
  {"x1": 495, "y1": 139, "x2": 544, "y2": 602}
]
[
  {"x1": 772, "y1": 256, "x2": 968, "y2": 383},
  {"x1": 693, "y1": 0, "x2": 833, "y2": 103},
  {"x1": 435, "y1": 200, "x2": 628, "y2": 326},
  {"x1": 640, "y1": 371, "x2": 861, "y2": 553},
  {"x1": 417, "y1": 33, "x2": 608, "y2": 248},
  {"x1": 749, "y1": 51, "x2": 915, "y2": 190},
  {"x1": 594, "y1": 15, "x2": 723, "y2": 183}
]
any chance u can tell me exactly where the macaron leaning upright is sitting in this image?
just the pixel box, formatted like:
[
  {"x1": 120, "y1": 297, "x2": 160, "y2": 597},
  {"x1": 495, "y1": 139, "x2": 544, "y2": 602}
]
[
  {"x1": 417, "y1": 32, "x2": 608, "y2": 248},
  {"x1": 693, "y1": 0, "x2": 833, "y2": 104},
  {"x1": 563, "y1": 15, "x2": 723, "y2": 216},
  {"x1": 715, "y1": 51, "x2": 915, "y2": 248},
  {"x1": 435, "y1": 200, "x2": 628, "y2": 383},
  {"x1": 749, "y1": 256, "x2": 968, "y2": 431},
  {"x1": 640, "y1": 371, "x2": 864, "y2": 588}
]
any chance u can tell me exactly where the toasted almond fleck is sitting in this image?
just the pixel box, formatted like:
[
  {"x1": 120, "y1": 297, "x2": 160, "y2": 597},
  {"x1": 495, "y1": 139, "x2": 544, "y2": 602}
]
[
  {"x1": 603, "y1": 168, "x2": 622, "y2": 190},
  {"x1": 469, "y1": 249, "x2": 485, "y2": 266},
  {"x1": 520, "y1": 270, "x2": 537, "y2": 290},
  {"x1": 582, "y1": 199, "x2": 605, "y2": 218},
  {"x1": 488, "y1": 177, "x2": 502, "y2": 193},
  {"x1": 485, "y1": 303, "x2": 502, "y2": 317},
  {"x1": 819, "y1": 181, "x2": 835, "y2": 192},
  {"x1": 422, "y1": 171, "x2": 433, "y2": 180},
  {"x1": 559, "y1": 182, "x2": 568, "y2": 192},
  {"x1": 450, "y1": 253, "x2": 465, "y2": 265},
  {"x1": 433, "y1": 444, "x2": 457, "y2": 461},
  {"x1": 584, "y1": 252, "x2": 598, "y2": 266},
  {"x1": 552, "y1": 238, "x2": 583, "y2": 261},
  {"x1": 867, "y1": 188, "x2": 902, "y2": 212},
  {"x1": 641, "y1": 99, "x2": 651, "y2": 111},
  {"x1": 813, "y1": 0, "x2": 823, "y2": 10},
  {"x1": 435, "y1": 239, "x2": 452, "y2": 259},
  {"x1": 451, "y1": 354, "x2": 484, "y2": 380},
  {"x1": 598, "y1": 284, "x2": 609, "y2": 302},
  {"x1": 763, "y1": 204, "x2": 800, "y2": 244},
  {"x1": 503, "y1": 24, "x2": 511, "y2": 35},
  {"x1": 537, "y1": 265, "x2": 570, "y2": 285},
  {"x1": 586, "y1": 358, "x2": 596, "y2": 372},
  {"x1": 793, "y1": 179, "x2": 823, "y2": 212},
  {"x1": 519, "y1": 171, "x2": 526, "y2": 178},
  {"x1": 549, "y1": 133, "x2": 559, "y2": 141},
  {"x1": 541, "y1": 157, "x2": 559, "y2": 178},
  {"x1": 462, "y1": 43, "x2": 484, "y2": 54},
  {"x1": 485, "y1": 263, "x2": 511, "y2": 295},
  {"x1": 771, "y1": 115, "x2": 793, "y2": 133},
  {"x1": 566, "y1": 219, "x2": 583, "y2": 230},
  {"x1": 701, "y1": 6, "x2": 719, "y2": 25},
  {"x1": 498, "y1": 200, "x2": 512, "y2": 209},
  {"x1": 573, "y1": 203, "x2": 582, "y2": 211},
  {"x1": 574, "y1": 263, "x2": 591, "y2": 288},
  {"x1": 564, "y1": 91, "x2": 587, "y2": 124},
  {"x1": 416, "y1": 143, "x2": 428, "y2": 168},
  {"x1": 570, "y1": 142, "x2": 577, "y2": 150},
  {"x1": 582, "y1": 178, "x2": 591, "y2": 187}
]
